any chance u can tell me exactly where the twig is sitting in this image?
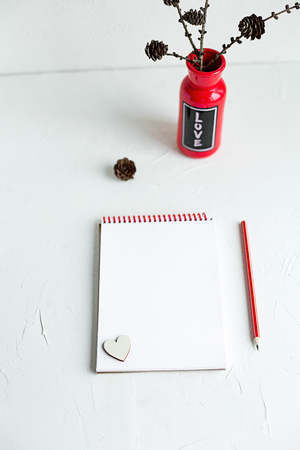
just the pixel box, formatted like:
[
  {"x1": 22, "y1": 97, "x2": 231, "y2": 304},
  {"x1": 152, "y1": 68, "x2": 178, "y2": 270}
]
[
  {"x1": 204, "y1": 2, "x2": 300, "y2": 71},
  {"x1": 204, "y1": 34, "x2": 243, "y2": 70},
  {"x1": 199, "y1": 0, "x2": 210, "y2": 71},
  {"x1": 175, "y1": 4, "x2": 200, "y2": 58},
  {"x1": 264, "y1": 3, "x2": 300, "y2": 21},
  {"x1": 167, "y1": 52, "x2": 201, "y2": 64}
]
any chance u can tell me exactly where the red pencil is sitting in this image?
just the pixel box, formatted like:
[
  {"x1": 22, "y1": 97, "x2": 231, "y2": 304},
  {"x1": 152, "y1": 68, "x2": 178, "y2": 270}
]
[{"x1": 241, "y1": 221, "x2": 260, "y2": 350}]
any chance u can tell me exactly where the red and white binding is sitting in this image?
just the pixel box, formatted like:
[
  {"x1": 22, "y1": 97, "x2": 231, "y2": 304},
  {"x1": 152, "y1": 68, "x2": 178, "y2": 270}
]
[{"x1": 102, "y1": 213, "x2": 209, "y2": 224}]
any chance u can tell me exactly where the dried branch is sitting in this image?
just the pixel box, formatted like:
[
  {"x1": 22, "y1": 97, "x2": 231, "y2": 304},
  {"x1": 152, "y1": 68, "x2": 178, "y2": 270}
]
[
  {"x1": 175, "y1": 4, "x2": 201, "y2": 58},
  {"x1": 204, "y1": 35, "x2": 243, "y2": 70},
  {"x1": 264, "y1": 2, "x2": 300, "y2": 21},
  {"x1": 147, "y1": 1, "x2": 300, "y2": 72},
  {"x1": 166, "y1": 52, "x2": 199, "y2": 64},
  {"x1": 145, "y1": 40, "x2": 202, "y2": 65},
  {"x1": 204, "y1": 2, "x2": 300, "y2": 70},
  {"x1": 199, "y1": 0, "x2": 210, "y2": 71}
]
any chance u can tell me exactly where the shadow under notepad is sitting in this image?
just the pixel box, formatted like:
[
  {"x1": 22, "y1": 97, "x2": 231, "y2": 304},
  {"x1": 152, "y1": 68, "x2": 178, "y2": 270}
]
[{"x1": 90, "y1": 222, "x2": 101, "y2": 373}]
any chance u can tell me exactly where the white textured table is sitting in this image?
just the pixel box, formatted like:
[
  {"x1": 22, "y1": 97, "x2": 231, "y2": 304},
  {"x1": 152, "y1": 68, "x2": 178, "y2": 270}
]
[{"x1": 1, "y1": 62, "x2": 300, "y2": 449}]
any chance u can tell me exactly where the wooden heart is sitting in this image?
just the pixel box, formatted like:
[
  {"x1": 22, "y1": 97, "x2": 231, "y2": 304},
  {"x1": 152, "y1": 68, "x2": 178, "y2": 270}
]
[{"x1": 103, "y1": 335, "x2": 131, "y2": 361}]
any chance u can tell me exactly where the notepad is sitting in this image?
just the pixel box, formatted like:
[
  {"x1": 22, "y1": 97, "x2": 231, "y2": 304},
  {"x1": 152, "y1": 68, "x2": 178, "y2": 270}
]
[{"x1": 96, "y1": 213, "x2": 226, "y2": 373}]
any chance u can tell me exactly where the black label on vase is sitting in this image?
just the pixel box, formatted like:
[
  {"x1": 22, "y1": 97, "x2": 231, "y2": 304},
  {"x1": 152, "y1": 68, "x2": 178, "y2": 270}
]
[{"x1": 182, "y1": 103, "x2": 218, "y2": 152}]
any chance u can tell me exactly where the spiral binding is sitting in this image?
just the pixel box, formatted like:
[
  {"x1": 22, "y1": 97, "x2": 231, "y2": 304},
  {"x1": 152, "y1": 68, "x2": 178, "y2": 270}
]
[{"x1": 102, "y1": 213, "x2": 208, "y2": 224}]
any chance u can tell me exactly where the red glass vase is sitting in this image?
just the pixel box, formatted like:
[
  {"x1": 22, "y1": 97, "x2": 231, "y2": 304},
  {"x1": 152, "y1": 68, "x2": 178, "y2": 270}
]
[{"x1": 177, "y1": 48, "x2": 226, "y2": 158}]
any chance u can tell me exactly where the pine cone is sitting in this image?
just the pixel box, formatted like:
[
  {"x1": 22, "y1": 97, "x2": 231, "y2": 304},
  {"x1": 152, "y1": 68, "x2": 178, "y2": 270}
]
[
  {"x1": 163, "y1": 0, "x2": 180, "y2": 6},
  {"x1": 238, "y1": 14, "x2": 265, "y2": 40},
  {"x1": 182, "y1": 9, "x2": 205, "y2": 25},
  {"x1": 114, "y1": 158, "x2": 136, "y2": 181},
  {"x1": 145, "y1": 40, "x2": 168, "y2": 61}
]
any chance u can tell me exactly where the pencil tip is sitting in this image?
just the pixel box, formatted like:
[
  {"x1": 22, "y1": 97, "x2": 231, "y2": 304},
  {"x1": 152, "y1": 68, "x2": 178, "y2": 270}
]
[{"x1": 256, "y1": 345, "x2": 259, "y2": 351}]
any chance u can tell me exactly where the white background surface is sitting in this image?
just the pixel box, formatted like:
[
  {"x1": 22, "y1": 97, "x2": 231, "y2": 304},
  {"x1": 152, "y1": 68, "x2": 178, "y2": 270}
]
[{"x1": 1, "y1": 0, "x2": 300, "y2": 449}]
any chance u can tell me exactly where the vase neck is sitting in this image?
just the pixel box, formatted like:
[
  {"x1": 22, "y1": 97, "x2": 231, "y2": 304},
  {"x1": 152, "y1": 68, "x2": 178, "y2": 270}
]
[{"x1": 187, "y1": 48, "x2": 226, "y2": 89}]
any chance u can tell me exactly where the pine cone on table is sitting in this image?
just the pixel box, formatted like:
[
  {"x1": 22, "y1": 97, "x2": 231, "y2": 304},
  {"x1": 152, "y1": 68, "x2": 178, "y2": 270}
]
[
  {"x1": 145, "y1": 40, "x2": 168, "y2": 61},
  {"x1": 238, "y1": 14, "x2": 265, "y2": 40},
  {"x1": 182, "y1": 9, "x2": 205, "y2": 25},
  {"x1": 114, "y1": 158, "x2": 136, "y2": 181}
]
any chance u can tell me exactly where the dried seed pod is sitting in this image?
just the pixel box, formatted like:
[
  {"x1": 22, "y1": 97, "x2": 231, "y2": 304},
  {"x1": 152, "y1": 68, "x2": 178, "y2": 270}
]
[
  {"x1": 163, "y1": 0, "x2": 180, "y2": 6},
  {"x1": 285, "y1": 4, "x2": 292, "y2": 12},
  {"x1": 145, "y1": 40, "x2": 168, "y2": 61},
  {"x1": 238, "y1": 13, "x2": 265, "y2": 40},
  {"x1": 182, "y1": 9, "x2": 205, "y2": 26},
  {"x1": 114, "y1": 158, "x2": 136, "y2": 181},
  {"x1": 200, "y1": 5, "x2": 209, "y2": 12}
]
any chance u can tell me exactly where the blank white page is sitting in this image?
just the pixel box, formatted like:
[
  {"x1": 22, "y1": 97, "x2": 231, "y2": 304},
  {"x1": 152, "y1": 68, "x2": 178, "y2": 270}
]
[{"x1": 96, "y1": 216, "x2": 226, "y2": 373}]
